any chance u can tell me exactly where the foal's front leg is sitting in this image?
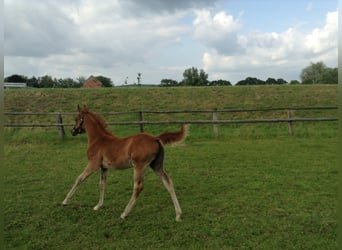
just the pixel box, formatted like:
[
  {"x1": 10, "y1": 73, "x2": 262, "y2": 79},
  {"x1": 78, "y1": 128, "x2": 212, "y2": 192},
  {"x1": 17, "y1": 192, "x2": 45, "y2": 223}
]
[
  {"x1": 62, "y1": 162, "x2": 98, "y2": 206},
  {"x1": 94, "y1": 166, "x2": 108, "y2": 210}
]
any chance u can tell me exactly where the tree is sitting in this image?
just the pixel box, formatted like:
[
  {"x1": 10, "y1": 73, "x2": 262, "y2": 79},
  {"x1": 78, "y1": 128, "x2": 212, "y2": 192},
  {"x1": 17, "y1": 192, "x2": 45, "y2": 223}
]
[
  {"x1": 276, "y1": 78, "x2": 288, "y2": 85},
  {"x1": 77, "y1": 76, "x2": 86, "y2": 87},
  {"x1": 38, "y1": 75, "x2": 56, "y2": 88},
  {"x1": 236, "y1": 77, "x2": 265, "y2": 86},
  {"x1": 94, "y1": 75, "x2": 113, "y2": 87},
  {"x1": 182, "y1": 67, "x2": 209, "y2": 86},
  {"x1": 160, "y1": 79, "x2": 179, "y2": 87},
  {"x1": 209, "y1": 79, "x2": 232, "y2": 86},
  {"x1": 27, "y1": 76, "x2": 39, "y2": 87},
  {"x1": 137, "y1": 72, "x2": 142, "y2": 86},
  {"x1": 56, "y1": 78, "x2": 80, "y2": 88},
  {"x1": 300, "y1": 61, "x2": 326, "y2": 84},
  {"x1": 289, "y1": 80, "x2": 300, "y2": 85},
  {"x1": 5, "y1": 74, "x2": 27, "y2": 83},
  {"x1": 198, "y1": 69, "x2": 209, "y2": 86},
  {"x1": 265, "y1": 77, "x2": 277, "y2": 85},
  {"x1": 300, "y1": 62, "x2": 337, "y2": 84},
  {"x1": 320, "y1": 67, "x2": 338, "y2": 84}
]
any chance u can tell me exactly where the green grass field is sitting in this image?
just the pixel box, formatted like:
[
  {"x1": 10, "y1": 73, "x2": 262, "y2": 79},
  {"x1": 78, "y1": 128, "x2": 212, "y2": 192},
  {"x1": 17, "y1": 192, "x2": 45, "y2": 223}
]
[
  {"x1": 4, "y1": 85, "x2": 337, "y2": 113},
  {"x1": 4, "y1": 85, "x2": 338, "y2": 249}
]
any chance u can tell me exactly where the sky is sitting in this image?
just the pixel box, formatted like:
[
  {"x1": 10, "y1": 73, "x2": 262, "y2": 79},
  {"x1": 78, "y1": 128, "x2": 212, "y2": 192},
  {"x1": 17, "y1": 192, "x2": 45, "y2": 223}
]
[{"x1": 4, "y1": 0, "x2": 338, "y2": 85}]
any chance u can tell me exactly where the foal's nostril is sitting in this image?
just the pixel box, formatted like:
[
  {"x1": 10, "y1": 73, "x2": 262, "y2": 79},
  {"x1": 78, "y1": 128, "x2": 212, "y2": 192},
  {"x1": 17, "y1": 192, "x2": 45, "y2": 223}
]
[{"x1": 71, "y1": 128, "x2": 77, "y2": 136}]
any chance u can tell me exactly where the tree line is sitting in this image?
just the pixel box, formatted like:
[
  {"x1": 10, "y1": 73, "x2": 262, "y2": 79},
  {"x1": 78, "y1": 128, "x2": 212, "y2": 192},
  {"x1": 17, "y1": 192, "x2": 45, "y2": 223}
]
[
  {"x1": 4, "y1": 61, "x2": 337, "y2": 88},
  {"x1": 4, "y1": 75, "x2": 113, "y2": 88},
  {"x1": 160, "y1": 62, "x2": 337, "y2": 86}
]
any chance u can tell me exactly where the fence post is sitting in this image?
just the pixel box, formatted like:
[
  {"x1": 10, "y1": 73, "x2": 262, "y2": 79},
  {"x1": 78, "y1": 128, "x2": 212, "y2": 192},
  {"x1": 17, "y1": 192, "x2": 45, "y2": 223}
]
[
  {"x1": 213, "y1": 111, "x2": 218, "y2": 137},
  {"x1": 139, "y1": 111, "x2": 144, "y2": 132},
  {"x1": 56, "y1": 113, "x2": 65, "y2": 139},
  {"x1": 287, "y1": 109, "x2": 293, "y2": 135}
]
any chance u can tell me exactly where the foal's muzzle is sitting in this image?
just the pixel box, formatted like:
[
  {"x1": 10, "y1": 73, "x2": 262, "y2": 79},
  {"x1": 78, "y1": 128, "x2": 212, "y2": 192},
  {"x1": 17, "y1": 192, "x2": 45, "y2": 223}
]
[{"x1": 71, "y1": 127, "x2": 85, "y2": 136}]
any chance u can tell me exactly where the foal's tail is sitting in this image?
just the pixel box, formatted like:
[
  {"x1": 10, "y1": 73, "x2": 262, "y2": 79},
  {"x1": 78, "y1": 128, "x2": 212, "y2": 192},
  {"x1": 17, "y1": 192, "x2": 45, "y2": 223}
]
[{"x1": 157, "y1": 125, "x2": 189, "y2": 146}]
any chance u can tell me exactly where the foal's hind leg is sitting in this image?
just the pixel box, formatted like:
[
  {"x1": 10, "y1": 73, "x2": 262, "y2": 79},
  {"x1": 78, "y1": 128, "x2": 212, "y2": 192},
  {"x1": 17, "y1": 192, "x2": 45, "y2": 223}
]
[
  {"x1": 154, "y1": 168, "x2": 182, "y2": 222},
  {"x1": 150, "y1": 142, "x2": 182, "y2": 221},
  {"x1": 120, "y1": 166, "x2": 145, "y2": 220},
  {"x1": 62, "y1": 162, "x2": 98, "y2": 206}
]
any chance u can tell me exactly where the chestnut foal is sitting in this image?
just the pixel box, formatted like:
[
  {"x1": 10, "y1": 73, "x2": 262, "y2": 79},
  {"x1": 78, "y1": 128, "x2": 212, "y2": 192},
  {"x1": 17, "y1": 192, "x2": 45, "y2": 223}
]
[{"x1": 62, "y1": 106, "x2": 188, "y2": 222}]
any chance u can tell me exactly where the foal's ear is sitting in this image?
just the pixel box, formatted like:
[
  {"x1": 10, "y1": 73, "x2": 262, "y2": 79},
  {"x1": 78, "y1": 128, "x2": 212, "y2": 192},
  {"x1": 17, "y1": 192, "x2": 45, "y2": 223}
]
[{"x1": 77, "y1": 104, "x2": 81, "y2": 112}]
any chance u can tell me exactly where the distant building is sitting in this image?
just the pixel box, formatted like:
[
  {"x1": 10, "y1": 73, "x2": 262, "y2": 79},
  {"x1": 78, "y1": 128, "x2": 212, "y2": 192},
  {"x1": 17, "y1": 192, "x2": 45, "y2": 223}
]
[{"x1": 83, "y1": 76, "x2": 103, "y2": 88}]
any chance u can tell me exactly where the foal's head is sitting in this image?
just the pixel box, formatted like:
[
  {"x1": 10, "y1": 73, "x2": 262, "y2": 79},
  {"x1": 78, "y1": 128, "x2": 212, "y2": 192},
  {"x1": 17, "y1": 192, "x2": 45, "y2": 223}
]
[
  {"x1": 71, "y1": 105, "x2": 108, "y2": 136},
  {"x1": 71, "y1": 105, "x2": 87, "y2": 136}
]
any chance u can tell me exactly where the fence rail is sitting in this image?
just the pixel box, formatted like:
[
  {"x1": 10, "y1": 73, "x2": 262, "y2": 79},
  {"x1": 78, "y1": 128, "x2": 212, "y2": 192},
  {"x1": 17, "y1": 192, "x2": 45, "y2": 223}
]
[
  {"x1": 3, "y1": 106, "x2": 338, "y2": 116},
  {"x1": 4, "y1": 106, "x2": 338, "y2": 138}
]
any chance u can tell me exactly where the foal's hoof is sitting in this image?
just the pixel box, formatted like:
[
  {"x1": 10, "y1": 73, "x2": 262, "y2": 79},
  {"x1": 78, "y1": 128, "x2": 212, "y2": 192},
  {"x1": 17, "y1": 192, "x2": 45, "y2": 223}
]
[
  {"x1": 175, "y1": 216, "x2": 182, "y2": 222},
  {"x1": 93, "y1": 205, "x2": 101, "y2": 211}
]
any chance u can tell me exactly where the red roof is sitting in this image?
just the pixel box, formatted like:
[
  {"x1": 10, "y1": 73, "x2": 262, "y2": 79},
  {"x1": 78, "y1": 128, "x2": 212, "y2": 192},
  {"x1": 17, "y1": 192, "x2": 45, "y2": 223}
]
[{"x1": 83, "y1": 76, "x2": 103, "y2": 88}]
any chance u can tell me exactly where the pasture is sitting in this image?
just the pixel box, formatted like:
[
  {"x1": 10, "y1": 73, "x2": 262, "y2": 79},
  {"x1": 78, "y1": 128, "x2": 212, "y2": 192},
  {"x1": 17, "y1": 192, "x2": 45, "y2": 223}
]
[{"x1": 4, "y1": 85, "x2": 338, "y2": 249}]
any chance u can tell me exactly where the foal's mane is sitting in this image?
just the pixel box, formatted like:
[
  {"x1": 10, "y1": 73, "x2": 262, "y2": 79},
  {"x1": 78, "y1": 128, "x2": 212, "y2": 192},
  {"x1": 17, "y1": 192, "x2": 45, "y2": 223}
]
[
  {"x1": 82, "y1": 108, "x2": 109, "y2": 132},
  {"x1": 89, "y1": 111, "x2": 107, "y2": 129}
]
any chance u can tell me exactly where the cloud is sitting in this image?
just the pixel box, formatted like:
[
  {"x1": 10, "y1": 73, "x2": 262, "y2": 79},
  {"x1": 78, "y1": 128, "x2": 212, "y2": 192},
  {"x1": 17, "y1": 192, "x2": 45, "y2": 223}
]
[
  {"x1": 5, "y1": 0, "x2": 189, "y2": 60},
  {"x1": 4, "y1": 1, "x2": 338, "y2": 85},
  {"x1": 4, "y1": 0, "x2": 192, "y2": 82},
  {"x1": 4, "y1": 0, "x2": 81, "y2": 57},
  {"x1": 199, "y1": 10, "x2": 338, "y2": 83},
  {"x1": 193, "y1": 9, "x2": 242, "y2": 55},
  {"x1": 119, "y1": 0, "x2": 216, "y2": 14},
  {"x1": 304, "y1": 11, "x2": 337, "y2": 56},
  {"x1": 238, "y1": 28, "x2": 307, "y2": 62}
]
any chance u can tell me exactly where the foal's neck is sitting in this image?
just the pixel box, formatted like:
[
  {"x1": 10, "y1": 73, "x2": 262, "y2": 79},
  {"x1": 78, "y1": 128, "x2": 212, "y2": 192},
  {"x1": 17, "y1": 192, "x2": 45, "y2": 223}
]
[{"x1": 84, "y1": 117, "x2": 115, "y2": 143}]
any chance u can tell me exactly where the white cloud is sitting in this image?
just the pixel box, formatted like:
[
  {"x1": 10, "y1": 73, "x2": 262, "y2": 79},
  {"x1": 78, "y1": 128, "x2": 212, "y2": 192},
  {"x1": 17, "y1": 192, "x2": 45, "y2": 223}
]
[
  {"x1": 304, "y1": 11, "x2": 337, "y2": 56},
  {"x1": 5, "y1": 0, "x2": 189, "y2": 61},
  {"x1": 193, "y1": 9, "x2": 242, "y2": 55},
  {"x1": 4, "y1": 1, "x2": 81, "y2": 57},
  {"x1": 238, "y1": 28, "x2": 307, "y2": 62},
  {"x1": 4, "y1": 1, "x2": 338, "y2": 85},
  {"x1": 199, "y1": 10, "x2": 338, "y2": 83},
  {"x1": 4, "y1": 0, "x2": 191, "y2": 83}
]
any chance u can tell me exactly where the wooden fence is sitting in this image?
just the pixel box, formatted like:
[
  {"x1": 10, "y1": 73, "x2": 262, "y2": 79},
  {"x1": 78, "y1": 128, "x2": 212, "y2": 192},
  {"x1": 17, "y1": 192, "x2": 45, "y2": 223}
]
[{"x1": 4, "y1": 106, "x2": 338, "y2": 138}]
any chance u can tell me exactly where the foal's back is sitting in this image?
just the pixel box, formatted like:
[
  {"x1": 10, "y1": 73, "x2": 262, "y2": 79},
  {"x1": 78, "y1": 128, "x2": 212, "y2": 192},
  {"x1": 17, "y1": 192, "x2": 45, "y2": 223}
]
[{"x1": 100, "y1": 132, "x2": 160, "y2": 169}]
